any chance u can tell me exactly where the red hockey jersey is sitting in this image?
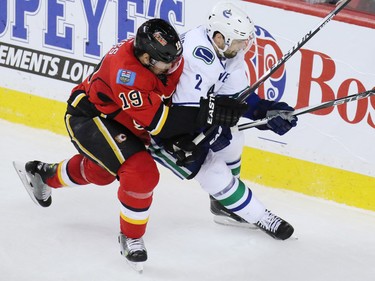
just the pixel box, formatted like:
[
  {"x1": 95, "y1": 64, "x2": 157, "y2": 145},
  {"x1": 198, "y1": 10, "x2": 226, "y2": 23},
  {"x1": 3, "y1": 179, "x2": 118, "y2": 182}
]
[{"x1": 71, "y1": 39, "x2": 183, "y2": 143}]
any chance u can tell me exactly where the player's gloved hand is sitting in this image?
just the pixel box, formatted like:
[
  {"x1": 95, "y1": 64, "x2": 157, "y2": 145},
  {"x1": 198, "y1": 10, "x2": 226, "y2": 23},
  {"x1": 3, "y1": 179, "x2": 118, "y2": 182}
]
[
  {"x1": 198, "y1": 96, "x2": 248, "y2": 127},
  {"x1": 164, "y1": 135, "x2": 202, "y2": 167},
  {"x1": 254, "y1": 100, "x2": 298, "y2": 135}
]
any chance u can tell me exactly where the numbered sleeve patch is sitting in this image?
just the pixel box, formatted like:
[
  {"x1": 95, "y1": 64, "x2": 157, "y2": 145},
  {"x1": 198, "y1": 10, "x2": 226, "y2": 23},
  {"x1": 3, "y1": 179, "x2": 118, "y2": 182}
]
[{"x1": 116, "y1": 69, "x2": 136, "y2": 86}]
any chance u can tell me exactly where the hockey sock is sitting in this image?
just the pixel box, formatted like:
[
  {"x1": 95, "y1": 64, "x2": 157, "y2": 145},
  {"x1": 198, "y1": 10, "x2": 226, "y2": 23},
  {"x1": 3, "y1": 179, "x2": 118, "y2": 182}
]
[
  {"x1": 226, "y1": 158, "x2": 241, "y2": 178},
  {"x1": 117, "y1": 151, "x2": 159, "y2": 238},
  {"x1": 46, "y1": 154, "x2": 116, "y2": 188},
  {"x1": 78, "y1": 155, "x2": 116, "y2": 185},
  {"x1": 45, "y1": 159, "x2": 80, "y2": 188},
  {"x1": 212, "y1": 178, "x2": 266, "y2": 224}
]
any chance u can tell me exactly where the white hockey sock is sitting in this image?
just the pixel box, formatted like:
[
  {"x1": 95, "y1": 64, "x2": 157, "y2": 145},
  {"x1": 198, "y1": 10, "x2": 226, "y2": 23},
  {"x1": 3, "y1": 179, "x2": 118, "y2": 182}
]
[
  {"x1": 226, "y1": 158, "x2": 241, "y2": 178},
  {"x1": 212, "y1": 178, "x2": 266, "y2": 224},
  {"x1": 234, "y1": 193, "x2": 266, "y2": 223}
]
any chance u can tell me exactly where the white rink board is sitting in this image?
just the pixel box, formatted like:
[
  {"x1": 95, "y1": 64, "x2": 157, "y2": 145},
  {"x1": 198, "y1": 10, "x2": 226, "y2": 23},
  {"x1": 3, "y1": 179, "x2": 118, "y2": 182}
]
[{"x1": 0, "y1": 0, "x2": 374, "y2": 176}]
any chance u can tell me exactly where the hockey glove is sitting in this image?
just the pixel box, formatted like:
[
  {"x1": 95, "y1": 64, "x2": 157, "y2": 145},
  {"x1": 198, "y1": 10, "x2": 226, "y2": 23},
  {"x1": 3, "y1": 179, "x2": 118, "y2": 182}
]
[
  {"x1": 209, "y1": 126, "x2": 232, "y2": 152},
  {"x1": 198, "y1": 96, "x2": 248, "y2": 127},
  {"x1": 164, "y1": 134, "x2": 202, "y2": 167},
  {"x1": 254, "y1": 100, "x2": 298, "y2": 135}
]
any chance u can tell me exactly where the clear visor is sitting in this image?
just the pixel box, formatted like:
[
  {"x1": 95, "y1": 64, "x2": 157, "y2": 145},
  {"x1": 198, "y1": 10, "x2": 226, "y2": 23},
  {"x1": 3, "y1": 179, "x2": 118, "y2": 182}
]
[{"x1": 150, "y1": 55, "x2": 182, "y2": 74}]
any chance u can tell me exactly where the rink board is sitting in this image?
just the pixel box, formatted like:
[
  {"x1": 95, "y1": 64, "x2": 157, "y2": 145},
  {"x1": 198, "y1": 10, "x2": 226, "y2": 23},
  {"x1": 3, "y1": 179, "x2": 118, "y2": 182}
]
[{"x1": 1, "y1": 86, "x2": 373, "y2": 212}]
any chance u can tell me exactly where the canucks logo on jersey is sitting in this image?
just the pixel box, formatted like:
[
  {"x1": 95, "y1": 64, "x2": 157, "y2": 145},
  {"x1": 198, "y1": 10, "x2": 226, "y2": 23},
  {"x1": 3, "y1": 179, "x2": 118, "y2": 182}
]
[
  {"x1": 193, "y1": 46, "x2": 215, "y2": 65},
  {"x1": 117, "y1": 69, "x2": 136, "y2": 86}
]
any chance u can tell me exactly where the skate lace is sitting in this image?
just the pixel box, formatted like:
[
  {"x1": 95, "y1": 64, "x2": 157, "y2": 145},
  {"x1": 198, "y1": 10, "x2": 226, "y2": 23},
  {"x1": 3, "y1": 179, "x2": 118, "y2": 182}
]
[
  {"x1": 126, "y1": 238, "x2": 146, "y2": 253},
  {"x1": 257, "y1": 210, "x2": 282, "y2": 233}
]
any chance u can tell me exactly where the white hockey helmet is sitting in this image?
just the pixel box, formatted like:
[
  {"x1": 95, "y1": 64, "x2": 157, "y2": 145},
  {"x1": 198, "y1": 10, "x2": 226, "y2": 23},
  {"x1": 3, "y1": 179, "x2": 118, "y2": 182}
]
[{"x1": 206, "y1": 2, "x2": 255, "y2": 53}]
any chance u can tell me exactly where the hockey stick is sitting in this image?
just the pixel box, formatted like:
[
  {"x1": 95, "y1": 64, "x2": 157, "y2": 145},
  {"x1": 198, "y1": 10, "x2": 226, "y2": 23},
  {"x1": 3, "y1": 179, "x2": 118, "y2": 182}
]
[
  {"x1": 192, "y1": 0, "x2": 352, "y2": 145},
  {"x1": 236, "y1": 89, "x2": 375, "y2": 131}
]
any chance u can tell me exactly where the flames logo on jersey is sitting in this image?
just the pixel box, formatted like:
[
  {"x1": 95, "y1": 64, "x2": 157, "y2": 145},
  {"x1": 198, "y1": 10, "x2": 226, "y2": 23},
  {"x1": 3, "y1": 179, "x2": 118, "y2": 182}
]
[
  {"x1": 115, "y1": 133, "x2": 127, "y2": 144},
  {"x1": 133, "y1": 120, "x2": 144, "y2": 131},
  {"x1": 245, "y1": 25, "x2": 287, "y2": 101}
]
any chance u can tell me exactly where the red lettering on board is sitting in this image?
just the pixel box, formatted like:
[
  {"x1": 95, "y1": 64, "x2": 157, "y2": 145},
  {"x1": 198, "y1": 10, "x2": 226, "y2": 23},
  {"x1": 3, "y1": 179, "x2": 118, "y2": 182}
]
[{"x1": 296, "y1": 49, "x2": 335, "y2": 115}]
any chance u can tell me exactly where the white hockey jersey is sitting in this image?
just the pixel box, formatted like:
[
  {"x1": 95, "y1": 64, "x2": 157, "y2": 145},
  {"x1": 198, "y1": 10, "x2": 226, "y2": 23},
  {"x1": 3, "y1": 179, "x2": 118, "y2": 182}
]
[{"x1": 172, "y1": 25, "x2": 250, "y2": 106}]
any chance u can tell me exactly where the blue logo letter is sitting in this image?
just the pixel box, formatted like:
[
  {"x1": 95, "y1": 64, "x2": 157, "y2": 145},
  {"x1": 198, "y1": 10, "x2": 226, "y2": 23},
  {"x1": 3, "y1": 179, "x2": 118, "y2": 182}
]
[
  {"x1": 44, "y1": 0, "x2": 73, "y2": 50},
  {"x1": 82, "y1": 0, "x2": 107, "y2": 57},
  {"x1": 12, "y1": 0, "x2": 39, "y2": 40},
  {"x1": 0, "y1": 0, "x2": 8, "y2": 35},
  {"x1": 117, "y1": 0, "x2": 144, "y2": 41}
]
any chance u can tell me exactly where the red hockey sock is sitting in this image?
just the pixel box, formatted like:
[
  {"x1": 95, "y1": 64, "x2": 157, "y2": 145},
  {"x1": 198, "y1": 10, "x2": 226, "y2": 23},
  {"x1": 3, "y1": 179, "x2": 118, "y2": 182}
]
[
  {"x1": 117, "y1": 151, "x2": 159, "y2": 238},
  {"x1": 45, "y1": 154, "x2": 115, "y2": 188}
]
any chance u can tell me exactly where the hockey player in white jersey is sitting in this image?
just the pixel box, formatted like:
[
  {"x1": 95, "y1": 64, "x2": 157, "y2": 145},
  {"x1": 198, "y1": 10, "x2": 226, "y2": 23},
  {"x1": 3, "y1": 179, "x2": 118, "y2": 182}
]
[{"x1": 150, "y1": 1, "x2": 298, "y2": 240}]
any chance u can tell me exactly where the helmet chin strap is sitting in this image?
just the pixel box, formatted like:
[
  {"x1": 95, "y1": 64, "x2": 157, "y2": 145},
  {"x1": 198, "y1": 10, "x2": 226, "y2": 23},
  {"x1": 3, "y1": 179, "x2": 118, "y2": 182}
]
[{"x1": 208, "y1": 35, "x2": 229, "y2": 58}]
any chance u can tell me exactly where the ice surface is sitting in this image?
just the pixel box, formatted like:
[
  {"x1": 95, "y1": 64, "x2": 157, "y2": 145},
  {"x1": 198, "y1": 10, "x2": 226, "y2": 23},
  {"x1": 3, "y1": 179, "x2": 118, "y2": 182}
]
[{"x1": 0, "y1": 119, "x2": 374, "y2": 281}]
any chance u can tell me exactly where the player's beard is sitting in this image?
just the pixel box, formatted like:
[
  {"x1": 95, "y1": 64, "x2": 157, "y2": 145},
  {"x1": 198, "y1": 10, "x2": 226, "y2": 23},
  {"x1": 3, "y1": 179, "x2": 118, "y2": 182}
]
[
  {"x1": 223, "y1": 50, "x2": 238, "y2": 59},
  {"x1": 149, "y1": 65, "x2": 169, "y2": 75}
]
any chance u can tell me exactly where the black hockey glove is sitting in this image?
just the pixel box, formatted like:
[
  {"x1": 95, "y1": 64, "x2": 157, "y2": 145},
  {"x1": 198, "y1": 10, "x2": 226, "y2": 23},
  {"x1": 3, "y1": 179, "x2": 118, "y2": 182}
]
[
  {"x1": 197, "y1": 96, "x2": 248, "y2": 127},
  {"x1": 163, "y1": 134, "x2": 202, "y2": 167},
  {"x1": 253, "y1": 100, "x2": 298, "y2": 135}
]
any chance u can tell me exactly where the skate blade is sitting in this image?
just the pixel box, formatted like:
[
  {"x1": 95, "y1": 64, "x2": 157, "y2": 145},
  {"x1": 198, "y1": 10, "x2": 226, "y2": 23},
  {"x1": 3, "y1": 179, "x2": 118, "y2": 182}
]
[
  {"x1": 12, "y1": 161, "x2": 40, "y2": 206},
  {"x1": 290, "y1": 235, "x2": 299, "y2": 241},
  {"x1": 214, "y1": 215, "x2": 300, "y2": 240},
  {"x1": 126, "y1": 260, "x2": 144, "y2": 274},
  {"x1": 213, "y1": 215, "x2": 258, "y2": 230}
]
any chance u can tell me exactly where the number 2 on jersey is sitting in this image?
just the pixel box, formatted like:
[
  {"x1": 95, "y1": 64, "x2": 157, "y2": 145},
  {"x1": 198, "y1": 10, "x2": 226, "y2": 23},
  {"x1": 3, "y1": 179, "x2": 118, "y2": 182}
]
[{"x1": 195, "y1": 74, "x2": 202, "y2": 91}]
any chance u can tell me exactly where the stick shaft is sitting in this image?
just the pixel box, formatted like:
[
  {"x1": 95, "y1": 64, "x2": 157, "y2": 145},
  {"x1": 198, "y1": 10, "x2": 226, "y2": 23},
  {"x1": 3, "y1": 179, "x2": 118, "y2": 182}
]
[
  {"x1": 237, "y1": 89, "x2": 375, "y2": 131},
  {"x1": 193, "y1": 0, "x2": 352, "y2": 145},
  {"x1": 241, "y1": 0, "x2": 352, "y2": 101}
]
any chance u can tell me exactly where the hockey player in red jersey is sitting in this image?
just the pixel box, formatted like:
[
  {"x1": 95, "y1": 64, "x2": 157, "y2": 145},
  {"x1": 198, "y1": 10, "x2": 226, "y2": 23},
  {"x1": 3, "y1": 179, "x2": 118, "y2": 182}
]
[{"x1": 15, "y1": 18, "x2": 248, "y2": 269}]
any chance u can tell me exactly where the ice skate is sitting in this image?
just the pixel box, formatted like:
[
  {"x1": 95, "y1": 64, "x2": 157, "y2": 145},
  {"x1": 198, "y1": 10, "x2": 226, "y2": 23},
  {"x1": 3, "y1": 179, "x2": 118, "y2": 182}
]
[
  {"x1": 209, "y1": 196, "x2": 258, "y2": 229},
  {"x1": 13, "y1": 160, "x2": 56, "y2": 207},
  {"x1": 255, "y1": 209, "x2": 294, "y2": 240},
  {"x1": 118, "y1": 232, "x2": 147, "y2": 273}
]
